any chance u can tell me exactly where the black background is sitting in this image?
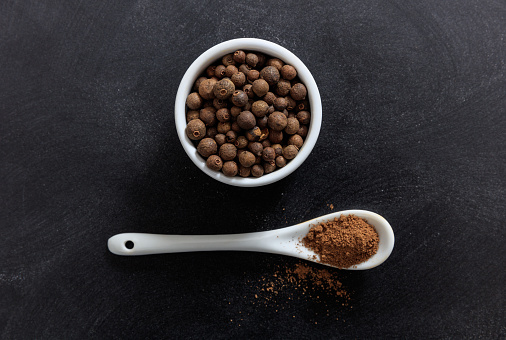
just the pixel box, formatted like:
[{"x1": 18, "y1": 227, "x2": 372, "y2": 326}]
[{"x1": 1, "y1": 0, "x2": 505, "y2": 338}]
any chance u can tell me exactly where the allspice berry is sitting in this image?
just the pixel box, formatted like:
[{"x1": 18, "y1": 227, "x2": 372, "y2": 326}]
[
  {"x1": 261, "y1": 139, "x2": 271, "y2": 148},
  {"x1": 206, "y1": 126, "x2": 218, "y2": 139},
  {"x1": 234, "y1": 135, "x2": 248, "y2": 149},
  {"x1": 231, "y1": 72, "x2": 246, "y2": 88},
  {"x1": 251, "y1": 100, "x2": 269, "y2": 118},
  {"x1": 225, "y1": 130, "x2": 238, "y2": 143},
  {"x1": 296, "y1": 100, "x2": 309, "y2": 112},
  {"x1": 222, "y1": 161, "x2": 238, "y2": 177},
  {"x1": 217, "y1": 121, "x2": 231, "y2": 134},
  {"x1": 246, "y1": 126, "x2": 262, "y2": 142},
  {"x1": 206, "y1": 155, "x2": 223, "y2": 171},
  {"x1": 230, "y1": 106, "x2": 242, "y2": 118},
  {"x1": 186, "y1": 119, "x2": 206, "y2": 140},
  {"x1": 239, "y1": 63, "x2": 251, "y2": 75},
  {"x1": 285, "y1": 117, "x2": 300, "y2": 135},
  {"x1": 239, "y1": 150, "x2": 256, "y2": 167},
  {"x1": 206, "y1": 65, "x2": 216, "y2": 78},
  {"x1": 243, "y1": 84, "x2": 254, "y2": 98},
  {"x1": 251, "y1": 164, "x2": 264, "y2": 177},
  {"x1": 239, "y1": 165, "x2": 251, "y2": 177},
  {"x1": 268, "y1": 111, "x2": 288, "y2": 131},
  {"x1": 275, "y1": 155, "x2": 287, "y2": 168},
  {"x1": 215, "y1": 65, "x2": 226, "y2": 79},
  {"x1": 231, "y1": 90, "x2": 249, "y2": 107},
  {"x1": 222, "y1": 54, "x2": 235, "y2": 66},
  {"x1": 285, "y1": 96, "x2": 296, "y2": 110},
  {"x1": 262, "y1": 147, "x2": 276, "y2": 161},
  {"x1": 213, "y1": 98, "x2": 227, "y2": 110},
  {"x1": 216, "y1": 108, "x2": 231, "y2": 123},
  {"x1": 257, "y1": 116, "x2": 268, "y2": 129},
  {"x1": 263, "y1": 161, "x2": 276, "y2": 174},
  {"x1": 237, "y1": 111, "x2": 256, "y2": 130},
  {"x1": 246, "y1": 53, "x2": 259, "y2": 67},
  {"x1": 273, "y1": 97, "x2": 288, "y2": 111},
  {"x1": 247, "y1": 69, "x2": 260, "y2": 82},
  {"x1": 266, "y1": 58, "x2": 284, "y2": 70},
  {"x1": 215, "y1": 133, "x2": 226, "y2": 146},
  {"x1": 193, "y1": 76, "x2": 207, "y2": 91},
  {"x1": 260, "y1": 66, "x2": 280, "y2": 85},
  {"x1": 186, "y1": 110, "x2": 200, "y2": 122},
  {"x1": 231, "y1": 121, "x2": 241, "y2": 133},
  {"x1": 268, "y1": 130, "x2": 283, "y2": 143},
  {"x1": 199, "y1": 107, "x2": 217, "y2": 126},
  {"x1": 283, "y1": 145, "x2": 299, "y2": 160},
  {"x1": 248, "y1": 142, "x2": 263, "y2": 156},
  {"x1": 199, "y1": 78, "x2": 217, "y2": 100},
  {"x1": 297, "y1": 125, "x2": 308, "y2": 138},
  {"x1": 233, "y1": 50, "x2": 246, "y2": 64},
  {"x1": 225, "y1": 65, "x2": 238, "y2": 78},
  {"x1": 214, "y1": 78, "x2": 235, "y2": 100},
  {"x1": 186, "y1": 92, "x2": 203, "y2": 110},
  {"x1": 271, "y1": 144, "x2": 283, "y2": 156},
  {"x1": 197, "y1": 138, "x2": 218, "y2": 158},
  {"x1": 276, "y1": 79, "x2": 291, "y2": 96},
  {"x1": 290, "y1": 83, "x2": 307, "y2": 101},
  {"x1": 252, "y1": 79, "x2": 269, "y2": 97},
  {"x1": 296, "y1": 110, "x2": 311, "y2": 125},
  {"x1": 288, "y1": 134, "x2": 304, "y2": 148},
  {"x1": 263, "y1": 92, "x2": 276, "y2": 105},
  {"x1": 281, "y1": 65, "x2": 297, "y2": 80},
  {"x1": 219, "y1": 143, "x2": 237, "y2": 161}
]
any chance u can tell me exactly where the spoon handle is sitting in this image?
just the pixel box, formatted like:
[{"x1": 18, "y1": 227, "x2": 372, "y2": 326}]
[{"x1": 108, "y1": 232, "x2": 276, "y2": 256}]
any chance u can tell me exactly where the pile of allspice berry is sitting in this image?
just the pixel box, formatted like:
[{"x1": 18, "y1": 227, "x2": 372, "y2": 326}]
[{"x1": 185, "y1": 50, "x2": 311, "y2": 177}]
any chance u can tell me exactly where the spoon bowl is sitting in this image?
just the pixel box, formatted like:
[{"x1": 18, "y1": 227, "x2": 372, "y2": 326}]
[{"x1": 108, "y1": 210, "x2": 394, "y2": 270}]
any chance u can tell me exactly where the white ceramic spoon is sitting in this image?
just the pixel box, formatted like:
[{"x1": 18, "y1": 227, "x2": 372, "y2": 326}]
[{"x1": 108, "y1": 209, "x2": 395, "y2": 270}]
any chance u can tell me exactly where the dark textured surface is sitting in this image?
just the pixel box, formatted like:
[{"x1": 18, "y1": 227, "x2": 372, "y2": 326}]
[{"x1": 1, "y1": 0, "x2": 505, "y2": 338}]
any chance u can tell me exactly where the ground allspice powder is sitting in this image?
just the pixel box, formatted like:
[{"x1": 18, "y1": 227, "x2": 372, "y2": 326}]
[{"x1": 302, "y1": 214, "x2": 379, "y2": 269}]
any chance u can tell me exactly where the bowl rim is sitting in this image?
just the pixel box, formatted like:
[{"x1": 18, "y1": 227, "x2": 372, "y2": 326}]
[{"x1": 175, "y1": 38, "x2": 322, "y2": 187}]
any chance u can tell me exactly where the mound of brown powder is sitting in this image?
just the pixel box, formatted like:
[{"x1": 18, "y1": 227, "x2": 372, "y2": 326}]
[{"x1": 302, "y1": 214, "x2": 379, "y2": 268}]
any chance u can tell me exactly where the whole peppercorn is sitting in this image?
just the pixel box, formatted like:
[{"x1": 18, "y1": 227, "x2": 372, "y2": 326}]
[
  {"x1": 197, "y1": 138, "x2": 218, "y2": 158},
  {"x1": 219, "y1": 143, "x2": 237, "y2": 161},
  {"x1": 214, "y1": 65, "x2": 226, "y2": 79},
  {"x1": 269, "y1": 130, "x2": 283, "y2": 143},
  {"x1": 271, "y1": 144, "x2": 283, "y2": 156},
  {"x1": 222, "y1": 161, "x2": 238, "y2": 177},
  {"x1": 186, "y1": 110, "x2": 200, "y2": 122},
  {"x1": 225, "y1": 130, "x2": 238, "y2": 143},
  {"x1": 222, "y1": 54, "x2": 235, "y2": 66},
  {"x1": 288, "y1": 134, "x2": 304, "y2": 148},
  {"x1": 263, "y1": 161, "x2": 276, "y2": 174},
  {"x1": 206, "y1": 155, "x2": 223, "y2": 171},
  {"x1": 262, "y1": 147, "x2": 276, "y2": 161},
  {"x1": 285, "y1": 117, "x2": 300, "y2": 135},
  {"x1": 246, "y1": 126, "x2": 262, "y2": 141},
  {"x1": 237, "y1": 111, "x2": 256, "y2": 130},
  {"x1": 213, "y1": 98, "x2": 227, "y2": 110},
  {"x1": 238, "y1": 150, "x2": 256, "y2": 167},
  {"x1": 233, "y1": 50, "x2": 246, "y2": 64},
  {"x1": 283, "y1": 145, "x2": 299, "y2": 160},
  {"x1": 246, "y1": 53, "x2": 259, "y2": 67},
  {"x1": 252, "y1": 79, "x2": 269, "y2": 97},
  {"x1": 225, "y1": 65, "x2": 238, "y2": 78},
  {"x1": 290, "y1": 83, "x2": 307, "y2": 101},
  {"x1": 251, "y1": 100, "x2": 269, "y2": 118},
  {"x1": 217, "y1": 121, "x2": 231, "y2": 134},
  {"x1": 297, "y1": 125, "x2": 308, "y2": 138},
  {"x1": 215, "y1": 133, "x2": 226, "y2": 146},
  {"x1": 266, "y1": 58, "x2": 284, "y2": 70},
  {"x1": 231, "y1": 72, "x2": 246, "y2": 88},
  {"x1": 276, "y1": 79, "x2": 291, "y2": 96},
  {"x1": 186, "y1": 92, "x2": 203, "y2": 110},
  {"x1": 257, "y1": 116, "x2": 268, "y2": 129},
  {"x1": 248, "y1": 142, "x2": 263, "y2": 156},
  {"x1": 230, "y1": 106, "x2": 242, "y2": 118},
  {"x1": 296, "y1": 110, "x2": 311, "y2": 125},
  {"x1": 263, "y1": 92, "x2": 276, "y2": 105},
  {"x1": 199, "y1": 107, "x2": 217, "y2": 126},
  {"x1": 216, "y1": 108, "x2": 231, "y2": 122},
  {"x1": 280, "y1": 65, "x2": 297, "y2": 80},
  {"x1": 243, "y1": 84, "x2": 254, "y2": 98},
  {"x1": 234, "y1": 135, "x2": 248, "y2": 149},
  {"x1": 251, "y1": 164, "x2": 264, "y2": 177},
  {"x1": 275, "y1": 155, "x2": 287, "y2": 168},
  {"x1": 260, "y1": 66, "x2": 280, "y2": 85},
  {"x1": 268, "y1": 111, "x2": 288, "y2": 131},
  {"x1": 214, "y1": 78, "x2": 235, "y2": 100},
  {"x1": 239, "y1": 63, "x2": 251, "y2": 75},
  {"x1": 261, "y1": 139, "x2": 271, "y2": 148},
  {"x1": 239, "y1": 165, "x2": 251, "y2": 177},
  {"x1": 296, "y1": 100, "x2": 309, "y2": 112},
  {"x1": 186, "y1": 119, "x2": 206, "y2": 140},
  {"x1": 285, "y1": 96, "x2": 296, "y2": 110},
  {"x1": 206, "y1": 65, "x2": 217, "y2": 78},
  {"x1": 205, "y1": 126, "x2": 218, "y2": 139},
  {"x1": 273, "y1": 97, "x2": 288, "y2": 111},
  {"x1": 231, "y1": 90, "x2": 249, "y2": 107},
  {"x1": 247, "y1": 69, "x2": 260, "y2": 82},
  {"x1": 193, "y1": 76, "x2": 207, "y2": 91},
  {"x1": 231, "y1": 121, "x2": 241, "y2": 133},
  {"x1": 198, "y1": 78, "x2": 217, "y2": 100}
]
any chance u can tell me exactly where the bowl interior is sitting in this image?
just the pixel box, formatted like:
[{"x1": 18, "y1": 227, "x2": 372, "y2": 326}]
[{"x1": 175, "y1": 38, "x2": 322, "y2": 187}]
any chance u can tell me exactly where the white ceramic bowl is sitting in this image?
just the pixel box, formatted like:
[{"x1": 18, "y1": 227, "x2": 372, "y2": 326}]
[{"x1": 175, "y1": 38, "x2": 322, "y2": 187}]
